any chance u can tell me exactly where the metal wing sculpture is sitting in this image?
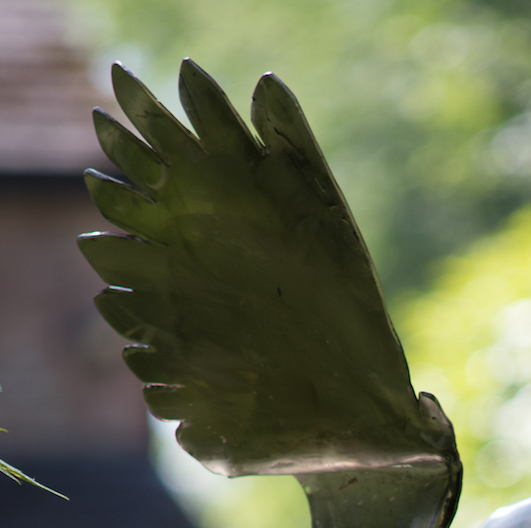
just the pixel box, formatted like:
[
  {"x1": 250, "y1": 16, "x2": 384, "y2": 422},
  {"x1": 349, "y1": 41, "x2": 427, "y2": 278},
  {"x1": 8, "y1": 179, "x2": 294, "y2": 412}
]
[{"x1": 78, "y1": 59, "x2": 462, "y2": 528}]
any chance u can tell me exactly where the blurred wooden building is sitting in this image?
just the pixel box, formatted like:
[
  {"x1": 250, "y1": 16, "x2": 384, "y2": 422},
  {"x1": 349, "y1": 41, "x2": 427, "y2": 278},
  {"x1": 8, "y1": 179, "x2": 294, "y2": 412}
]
[{"x1": 0, "y1": 0, "x2": 193, "y2": 525}]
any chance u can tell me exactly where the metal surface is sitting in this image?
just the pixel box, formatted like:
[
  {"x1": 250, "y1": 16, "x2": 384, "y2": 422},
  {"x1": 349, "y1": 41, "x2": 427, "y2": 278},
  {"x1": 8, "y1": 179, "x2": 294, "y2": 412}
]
[{"x1": 79, "y1": 58, "x2": 462, "y2": 527}]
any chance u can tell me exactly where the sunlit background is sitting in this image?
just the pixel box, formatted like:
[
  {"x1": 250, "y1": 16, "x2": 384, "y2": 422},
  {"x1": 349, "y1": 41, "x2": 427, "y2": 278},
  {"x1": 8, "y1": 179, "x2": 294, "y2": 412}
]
[{"x1": 2, "y1": 0, "x2": 531, "y2": 525}]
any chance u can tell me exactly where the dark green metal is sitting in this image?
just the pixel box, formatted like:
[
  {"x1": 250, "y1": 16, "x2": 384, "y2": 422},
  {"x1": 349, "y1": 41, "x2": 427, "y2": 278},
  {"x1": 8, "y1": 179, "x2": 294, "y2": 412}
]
[{"x1": 79, "y1": 58, "x2": 461, "y2": 527}]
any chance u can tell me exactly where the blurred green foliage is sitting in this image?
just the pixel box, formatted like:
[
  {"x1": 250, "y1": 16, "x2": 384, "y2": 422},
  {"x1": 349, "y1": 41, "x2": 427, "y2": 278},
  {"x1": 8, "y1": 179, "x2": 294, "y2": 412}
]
[
  {"x1": 67, "y1": 0, "x2": 531, "y2": 526},
  {"x1": 398, "y1": 206, "x2": 531, "y2": 527},
  {"x1": 72, "y1": 0, "x2": 531, "y2": 295}
]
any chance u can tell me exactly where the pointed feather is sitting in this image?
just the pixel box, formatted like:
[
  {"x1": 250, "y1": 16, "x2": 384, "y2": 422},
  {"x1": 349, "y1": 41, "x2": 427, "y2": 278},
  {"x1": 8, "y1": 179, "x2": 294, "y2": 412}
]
[
  {"x1": 111, "y1": 62, "x2": 203, "y2": 162},
  {"x1": 143, "y1": 384, "x2": 216, "y2": 422},
  {"x1": 77, "y1": 232, "x2": 168, "y2": 292},
  {"x1": 252, "y1": 72, "x2": 365, "y2": 243},
  {"x1": 94, "y1": 288, "x2": 182, "y2": 348},
  {"x1": 179, "y1": 58, "x2": 263, "y2": 158},
  {"x1": 92, "y1": 108, "x2": 164, "y2": 192},
  {"x1": 250, "y1": 75, "x2": 401, "y2": 389},
  {"x1": 123, "y1": 344, "x2": 184, "y2": 384},
  {"x1": 251, "y1": 73, "x2": 327, "y2": 165},
  {"x1": 83, "y1": 169, "x2": 168, "y2": 243}
]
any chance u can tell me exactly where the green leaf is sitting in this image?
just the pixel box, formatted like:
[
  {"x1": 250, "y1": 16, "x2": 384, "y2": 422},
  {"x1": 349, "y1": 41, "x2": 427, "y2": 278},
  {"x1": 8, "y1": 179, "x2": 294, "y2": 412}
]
[{"x1": 0, "y1": 459, "x2": 69, "y2": 500}]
